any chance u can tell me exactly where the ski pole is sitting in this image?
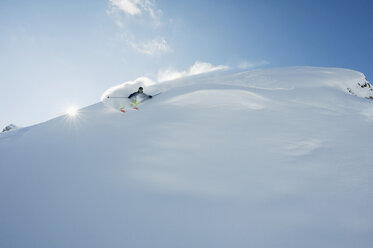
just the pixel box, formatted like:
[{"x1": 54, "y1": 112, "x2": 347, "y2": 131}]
[
  {"x1": 107, "y1": 96, "x2": 126, "y2": 98},
  {"x1": 107, "y1": 92, "x2": 161, "y2": 99}
]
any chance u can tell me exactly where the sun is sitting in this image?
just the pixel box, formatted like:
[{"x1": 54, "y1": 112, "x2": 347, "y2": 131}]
[{"x1": 66, "y1": 106, "x2": 78, "y2": 117}]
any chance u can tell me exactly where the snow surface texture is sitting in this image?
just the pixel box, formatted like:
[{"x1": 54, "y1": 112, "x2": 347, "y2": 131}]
[{"x1": 1, "y1": 67, "x2": 373, "y2": 248}]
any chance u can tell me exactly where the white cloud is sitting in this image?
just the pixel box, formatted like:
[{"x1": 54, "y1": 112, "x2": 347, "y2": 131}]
[
  {"x1": 108, "y1": 0, "x2": 168, "y2": 55},
  {"x1": 140, "y1": 0, "x2": 162, "y2": 19},
  {"x1": 129, "y1": 37, "x2": 170, "y2": 55},
  {"x1": 109, "y1": 0, "x2": 162, "y2": 20},
  {"x1": 158, "y1": 61, "x2": 229, "y2": 82},
  {"x1": 110, "y1": 0, "x2": 141, "y2": 16},
  {"x1": 238, "y1": 60, "x2": 269, "y2": 69}
]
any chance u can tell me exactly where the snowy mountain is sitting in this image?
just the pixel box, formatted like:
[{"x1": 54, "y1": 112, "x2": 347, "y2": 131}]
[{"x1": 1, "y1": 67, "x2": 373, "y2": 248}]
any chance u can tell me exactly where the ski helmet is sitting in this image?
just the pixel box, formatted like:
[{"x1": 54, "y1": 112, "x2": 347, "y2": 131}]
[{"x1": 138, "y1": 87, "x2": 143, "y2": 92}]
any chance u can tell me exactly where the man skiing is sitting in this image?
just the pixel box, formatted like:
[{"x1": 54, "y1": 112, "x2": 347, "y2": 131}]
[
  {"x1": 128, "y1": 87, "x2": 152, "y2": 109},
  {"x1": 128, "y1": 86, "x2": 152, "y2": 101}
]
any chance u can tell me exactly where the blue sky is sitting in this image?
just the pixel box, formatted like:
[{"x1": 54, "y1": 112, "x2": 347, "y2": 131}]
[{"x1": 1, "y1": 0, "x2": 372, "y2": 128}]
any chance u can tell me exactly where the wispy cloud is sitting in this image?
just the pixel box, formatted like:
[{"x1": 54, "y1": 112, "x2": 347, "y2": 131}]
[
  {"x1": 158, "y1": 61, "x2": 229, "y2": 82},
  {"x1": 238, "y1": 60, "x2": 269, "y2": 69},
  {"x1": 129, "y1": 37, "x2": 170, "y2": 55},
  {"x1": 109, "y1": 0, "x2": 141, "y2": 16},
  {"x1": 108, "y1": 0, "x2": 168, "y2": 55},
  {"x1": 109, "y1": 0, "x2": 162, "y2": 20}
]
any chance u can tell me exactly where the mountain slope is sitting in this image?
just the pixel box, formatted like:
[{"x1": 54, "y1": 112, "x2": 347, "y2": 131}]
[{"x1": 1, "y1": 67, "x2": 373, "y2": 248}]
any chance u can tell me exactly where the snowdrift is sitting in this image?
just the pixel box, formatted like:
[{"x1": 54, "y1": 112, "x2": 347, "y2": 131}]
[{"x1": 1, "y1": 67, "x2": 373, "y2": 248}]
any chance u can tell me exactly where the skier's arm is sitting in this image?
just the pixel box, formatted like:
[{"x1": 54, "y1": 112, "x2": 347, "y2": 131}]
[{"x1": 128, "y1": 92, "x2": 136, "y2": 99}]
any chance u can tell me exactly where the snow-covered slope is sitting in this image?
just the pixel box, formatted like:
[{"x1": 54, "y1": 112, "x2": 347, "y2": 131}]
[{"x1": 1, "y1": 67, "x2": 373, "y2": 248}]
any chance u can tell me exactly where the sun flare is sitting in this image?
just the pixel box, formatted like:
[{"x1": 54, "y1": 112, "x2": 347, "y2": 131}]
[{"x1": 66, "y1": 106, "x2": 78, "y2": 117}]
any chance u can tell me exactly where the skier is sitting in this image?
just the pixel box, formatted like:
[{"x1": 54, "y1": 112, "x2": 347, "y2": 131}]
[
  {"x1": 128, "y1": 87, "x2": 152, "y2": 100},
  {"x1": 128, "y1": 87, "x2": 152, "y2": 109}
]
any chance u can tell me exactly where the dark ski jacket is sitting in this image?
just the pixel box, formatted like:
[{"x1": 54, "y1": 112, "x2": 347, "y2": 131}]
[{"x1": 128, "y1": 92, "x2": 152, "y2": 101}]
